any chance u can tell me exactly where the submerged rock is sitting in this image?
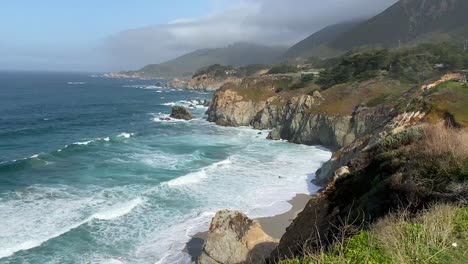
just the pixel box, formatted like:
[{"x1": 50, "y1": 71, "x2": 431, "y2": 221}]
[
  {"x1": 170, "y1": 106, "x2": 193, "y2": 120},
  {"x1": 199, "y1": 210, "x2": 278, "y2": 264}
]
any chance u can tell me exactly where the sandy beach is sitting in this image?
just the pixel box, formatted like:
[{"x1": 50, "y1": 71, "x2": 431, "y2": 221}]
[{"x1": 184, "y1": 193, "x2": 312, "y2": 261}]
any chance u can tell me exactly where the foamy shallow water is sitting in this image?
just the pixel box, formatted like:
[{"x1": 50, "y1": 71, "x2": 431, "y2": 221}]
[{"x1": 0, "y1": 73, "x2": 331, "y2": 264}]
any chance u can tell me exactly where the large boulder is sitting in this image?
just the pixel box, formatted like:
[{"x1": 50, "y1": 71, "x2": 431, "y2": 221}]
[
  {"x1": 199, "y1": 210, "x2": 278, "y2": 264},
  {"x1": 170, "y1": 106, "x2": 193, "y2": 120}
]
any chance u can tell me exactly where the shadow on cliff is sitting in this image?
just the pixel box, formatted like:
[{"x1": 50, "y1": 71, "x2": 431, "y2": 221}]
[{"x1": 246, "y1": 242, "x2": 278, "y2": 264}]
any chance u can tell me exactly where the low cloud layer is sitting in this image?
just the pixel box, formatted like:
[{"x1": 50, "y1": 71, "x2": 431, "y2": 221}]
[{"x1": 105, "y1": 0, "x2": 398, "y2": 70}]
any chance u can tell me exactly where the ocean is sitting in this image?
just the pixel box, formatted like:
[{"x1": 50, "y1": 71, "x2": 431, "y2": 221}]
[{"x1": 0, "y1": 72, "x2": 331, "y2": 264}]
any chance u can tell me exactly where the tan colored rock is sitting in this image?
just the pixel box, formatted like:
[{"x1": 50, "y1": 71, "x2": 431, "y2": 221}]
[
  {"x1": 334, "y1": 166, "x2": 350, "y2": 180},
  {"x1": 199, "y1": 210, "x2": 278, "y2": 264},
  {"x1": 421, "y1": 73, "x2": 462, "y2": 91},
  {"x1": 312, "y1": 90, "x2": 324, "y2": 100}
]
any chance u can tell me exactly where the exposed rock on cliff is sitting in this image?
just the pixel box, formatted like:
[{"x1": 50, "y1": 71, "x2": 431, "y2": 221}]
[
  {"x1": 272, "y1": 123, "x2": 468, "y2": 260},
  {"x1": 198, "y1": 210, "x2": 278, "y2": 264},
  {"x1": 170, "y1": 106, "x2": 193, "y2": 120},
  {"x1": 168, "y1": 77, "x2": 243, "y2": 91},
  {"x1": 207, "y1": 76, "x2": 415, "y2": 184}
]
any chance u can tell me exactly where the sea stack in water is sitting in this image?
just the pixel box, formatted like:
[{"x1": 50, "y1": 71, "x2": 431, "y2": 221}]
[
  {"x1": 198, "y1": 210, "x2": 278, "y2": 264},
  {"x1": 170, "y1": 106, "x2": 193, "y2": 120}
]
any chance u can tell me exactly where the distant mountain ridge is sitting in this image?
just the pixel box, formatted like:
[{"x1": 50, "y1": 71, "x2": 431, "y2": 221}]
[
  {"x1": 283, "y1": 0, "x2": 468, "y2": 60},
  {"x1": 330, "y1": 0, "x2": 468, "y2": 50},
  {"x1": 119, "y1": 43, "x2": 286, "y2": 79},
  {"x1": 281, "y1": 20, "x2": 363, "y2": 60}
]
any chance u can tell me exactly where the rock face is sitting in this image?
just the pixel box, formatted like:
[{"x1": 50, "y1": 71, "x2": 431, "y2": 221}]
[
  {"x1": 207, "y1": 78, "x2": 390, "y2": 150},
  {"x1": 207, "y1": 77, "x2": 406, "y2": 184},
  {"x1": 170, "y1": 106, "x2": 193, "y2": 120},
  {"x1": 199, "y1": 210, "x2": 278, "y2": 264},
  {"x1": 168, "y1": 76, "x2": 243, "y2": 91}
]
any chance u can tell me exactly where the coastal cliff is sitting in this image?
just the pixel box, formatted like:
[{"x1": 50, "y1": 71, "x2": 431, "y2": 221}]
[
  {"x1": 168, "y1": 76, "x2": 242, "y2": 92},
  {"x1": 201, "y1": 43, "x2": 468, "y2": 263},
  {"x1": 207, "y1": 75, "x2": 419, "y2": 184},
  {"x1": 202, "y1": 74, "x2": 468, "y2": 262}
]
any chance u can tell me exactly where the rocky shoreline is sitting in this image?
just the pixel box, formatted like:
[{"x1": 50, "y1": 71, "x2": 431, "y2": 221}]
[
  {"x1": 186, "y1": 66, "x2": 468, "y2": 263},
  {"x1": 185, "y1": 194, "x2": 312, "y2": 262}
]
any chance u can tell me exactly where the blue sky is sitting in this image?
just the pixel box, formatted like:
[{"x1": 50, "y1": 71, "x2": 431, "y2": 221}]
[
  {"x1": 0, "y1": 0, "x2": 397, "y2": 72},
  {"x1": 0, "y1": 1, "x2": 213, "y2": 46}
]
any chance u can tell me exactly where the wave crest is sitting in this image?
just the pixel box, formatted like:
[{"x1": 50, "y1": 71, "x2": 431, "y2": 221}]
[{"x1": 167, "y1": 159, "x2": 232, "y2": 187}]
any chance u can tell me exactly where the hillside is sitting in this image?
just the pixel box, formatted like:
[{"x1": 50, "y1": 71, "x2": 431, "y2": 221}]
[
  {"x1": 283, "y1": 0, "x2": 468, "y2": 61},
  {"x1": 281, "y1": 20, "x2": 362, "y2": 60},
  {"x1": 115, "y1": 43, "x2": 286, "y2": 79},
  {"x1": 200, "y1": 43, "x2": 468, "y2": 263},
  {"x1": 331, "y1": 0, "x2": 468, "y2": 50}
]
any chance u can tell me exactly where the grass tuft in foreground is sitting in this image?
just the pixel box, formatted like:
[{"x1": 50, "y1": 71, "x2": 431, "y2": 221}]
[{"x1": 280, "y1": 205, "x2": 468, "y2": 264}]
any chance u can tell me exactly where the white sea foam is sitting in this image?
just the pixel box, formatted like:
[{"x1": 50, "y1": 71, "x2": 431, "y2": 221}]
[
  {"x1": 161, "y1": 100, "x2": 208, "y2": 109},
  {"x1": 151, "y1": 113, "x2": 190, "y2": 123},
  {"x1": 123, "y1": 85, "x2": 162, "y2": 90},
  {"x1": 67, "y1": 82, "x2": 88, "y2": 85},
  {"x1": 167, "y1": 159, "x2": 232, "y2": 187},
  {"x1": 74, "y1": 140, "x2": 93, "y2": 145},
  {"x1": 92, "y1": 198, "x2": 144, "y2": 221},
  {"x1": 117, "y1": 132, "x2": 134, "y2": 139},
  {"x1": 1, "y1": 117, "x2": 332, "y2": 263},
  {"x1": 0, "y1": 189, "x2": 144, "y2": 259}
]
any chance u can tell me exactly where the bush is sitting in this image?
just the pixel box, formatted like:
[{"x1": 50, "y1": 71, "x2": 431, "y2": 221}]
[
  {"x1": 193, "y1": 64, "x2": 235, "y2": 79},
  {"x1": 372, "y1": 205, "x2": 464, "y2": 264},
  {"x1": 267, "y1": 65, "x2": 299, "y2": 75},
  {"x1": 281, "y1": 205, "x2": 468, "y2": 264},
  {"x1": 316, "y1": 43, "x2": 468, "y2": 89},
  {"x1": 415, "y1": 123, "x2": 468, "y2": 182}
]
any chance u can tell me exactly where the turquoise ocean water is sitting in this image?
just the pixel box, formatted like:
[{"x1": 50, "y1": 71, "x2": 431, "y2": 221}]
[{"x1": 0, "y1": 72, "x2": 330, "y2": 263}]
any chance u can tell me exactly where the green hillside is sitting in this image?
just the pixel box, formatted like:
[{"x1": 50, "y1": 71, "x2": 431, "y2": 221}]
[
  {"x1": 330, "y1": 0, "x2": 468, "y2": 51},
  {"x1": 283, "y1": 0, "x2": 468, "y2": 61},
  {"x1": 124, "y1": 43, "x2": 286, "y2": 78},
  {"x1": 281, "y1": 20, "x2": 363, "y2": 60}
]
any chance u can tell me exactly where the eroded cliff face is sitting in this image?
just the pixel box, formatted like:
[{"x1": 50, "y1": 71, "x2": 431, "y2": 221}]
[
  {"x1": 207, "y1": 76, "x2": 411, "y2": 183},
  {"x1": 204, "y1": 73, "x2": 467, "y2": 263},
  {"x1": 168, "y1": 76, "x2": 243, "y2": 91}
]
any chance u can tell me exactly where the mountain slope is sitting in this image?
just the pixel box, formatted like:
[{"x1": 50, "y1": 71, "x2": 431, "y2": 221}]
[
  {"x1": 330, "y1": 0, "x2": 468, "y2": 51},
  {"x1": 283, "y1": 0, "x2": 468, "y2": 61},
  {"x1": 122, "y1": 43, "x2": 287, "y2": 79},
  {"x1": 282, "y1": 20, "x2": 363, "y2": 60}
]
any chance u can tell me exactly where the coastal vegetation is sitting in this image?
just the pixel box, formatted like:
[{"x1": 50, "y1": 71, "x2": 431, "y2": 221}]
[
  {"x1": 280, "y1": 205, "x2": 468, "y2": 264},
  {"x1": 316, "y1": 43, "x2": 468, "y2": 89},
  {"x1": 267, "y1": 65, "x2": 299, "y2": 75}
]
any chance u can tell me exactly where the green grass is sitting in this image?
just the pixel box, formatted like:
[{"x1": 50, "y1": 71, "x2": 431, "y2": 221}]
[
  {"x1": 316, "y1": 77, "x2": 411, "y2": 115},
  {"x1": 280, "y1": 206, "x2": 468, "y2": 264},
  {"x1": 427, "y1": 81, "x2": 468, "y2": 126},
  {"x1": 365, "y1": 94, "x2": 389, "y2": 107}
]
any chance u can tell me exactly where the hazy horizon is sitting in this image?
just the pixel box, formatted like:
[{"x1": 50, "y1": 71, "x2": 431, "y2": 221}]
[{"x1": 0, "y1": 0, "x2": 398, "y2": 72}]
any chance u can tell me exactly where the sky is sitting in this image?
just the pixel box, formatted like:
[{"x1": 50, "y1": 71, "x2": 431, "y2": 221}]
[{"x1": 0, "y1": 0, "x2": 398, "y2": 72}]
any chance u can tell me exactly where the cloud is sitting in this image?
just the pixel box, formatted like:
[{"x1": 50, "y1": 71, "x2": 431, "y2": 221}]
[{"x1": 104, "y1": 0, "x2": 398, "y2": 70}]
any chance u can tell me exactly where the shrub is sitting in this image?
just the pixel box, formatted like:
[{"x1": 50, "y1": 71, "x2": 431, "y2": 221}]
[
  {"x1": 316, "y1": 42, "x2": 468, "y2": 89},
  {"x1": 372, "y1": 205, "x2": 463, "y2": 264},
  {"x1": 280, "y1": 205, "x2": 468, "y2": 264},
  {"x1": 415, "y1": 123, "x2": 468, "y2": 181},
  {"x1": 267, "y1": 65, "x2": 299, "y2": 75}
]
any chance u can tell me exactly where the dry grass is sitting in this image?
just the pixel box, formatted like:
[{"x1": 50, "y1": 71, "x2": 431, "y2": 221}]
[
  {"x1": 413, "y1": 123, "x2": 468, "y2": 182},
  {"x1": 421, "y1": 123, "x2": 468, "y2": 163},
  {"x1": 280, "y1": 205, "x2": 468, "y2": 264},
  {"x1": 372, "y1": 205, "x2": 458, "y2": 264}
]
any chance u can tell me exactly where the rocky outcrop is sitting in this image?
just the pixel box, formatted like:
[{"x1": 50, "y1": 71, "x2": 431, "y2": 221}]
[
  {"x1": 168, "y1": 76, "x2": 242, "y2": 91},
  {"x1": 421, "y1": 72, "x2": 463, "y2": 91},
  {"x1": 170, "y1": 106, "x2": 193, "y2": 120},
  {"x1": 199, "y1": 210, "x2": 278, "y2": 264},
  {"x1": 207, "y1": 75, "x2": 444, "y2": 186}
]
